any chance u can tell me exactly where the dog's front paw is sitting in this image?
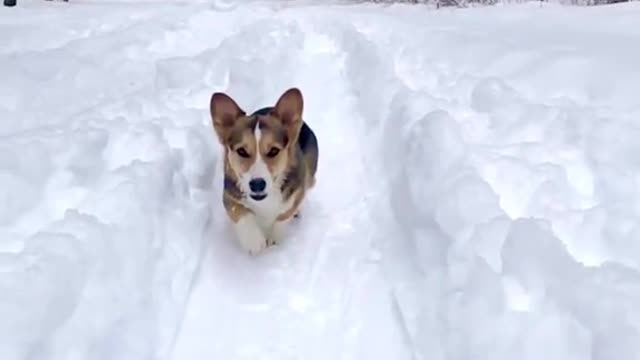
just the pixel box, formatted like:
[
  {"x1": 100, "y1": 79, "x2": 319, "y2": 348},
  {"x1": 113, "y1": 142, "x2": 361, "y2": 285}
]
[
  {"x1": 267, "y1": 220, "x2": 287, "y2": 247},
  {"x1": 234, "y1": 215, "x2": 267, "y2": 255}
]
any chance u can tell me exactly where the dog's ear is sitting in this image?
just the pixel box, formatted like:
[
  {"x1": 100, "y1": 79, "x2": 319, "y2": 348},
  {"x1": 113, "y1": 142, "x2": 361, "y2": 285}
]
[
  {"x1": 210, "y1": 92, "x2": 245, "y2": 144},
  {"x1": 273, "y1": 88, "x2": 303, "y2": 143}
]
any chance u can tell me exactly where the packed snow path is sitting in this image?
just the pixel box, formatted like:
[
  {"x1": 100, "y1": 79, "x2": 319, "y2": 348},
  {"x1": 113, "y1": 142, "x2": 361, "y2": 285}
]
[{"x1": 2, "y1": 1, "x2": 640, "y2": 360}]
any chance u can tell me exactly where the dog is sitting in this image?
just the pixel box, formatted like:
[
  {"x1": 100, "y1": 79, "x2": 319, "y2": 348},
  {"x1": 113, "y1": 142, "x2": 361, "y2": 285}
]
[{"x1": 209, "y1": 88, "x2": 318, "y2": 255}]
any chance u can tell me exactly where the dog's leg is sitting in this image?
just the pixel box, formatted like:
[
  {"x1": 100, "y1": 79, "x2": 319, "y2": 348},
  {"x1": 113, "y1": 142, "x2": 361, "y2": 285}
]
[
  {"x1": 267, "y1": 220, "x2": 287, "y2": 246},
  {"x1": 277, "y1": 189, "x2": 304, "y2": 222},
  {"x1": 233, "y1": 214, "x2": 267, "y2": 255}
]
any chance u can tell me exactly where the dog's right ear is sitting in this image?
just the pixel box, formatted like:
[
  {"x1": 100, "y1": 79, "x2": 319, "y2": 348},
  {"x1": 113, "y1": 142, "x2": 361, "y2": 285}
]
[{"x1": 210, "y1": 92, "x2": 245, "y2": 144}]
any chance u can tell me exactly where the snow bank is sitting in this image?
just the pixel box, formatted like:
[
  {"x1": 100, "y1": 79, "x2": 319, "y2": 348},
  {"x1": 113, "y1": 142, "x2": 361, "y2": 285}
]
[
  {"x1": 341, "y1": 2, "x2": 640, "y2": 359},
  {"x1": 0, "y1": 109, "x2": 215, "y2": 360},
  {"x1": 0, "y1": 3, "x2": 220, "y2": 359}
]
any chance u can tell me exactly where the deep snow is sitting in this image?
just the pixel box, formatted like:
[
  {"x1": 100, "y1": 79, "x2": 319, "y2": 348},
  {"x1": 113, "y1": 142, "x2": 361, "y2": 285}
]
[{"x1": 2, "y1": 0, "x2": 640, "y2": 359}]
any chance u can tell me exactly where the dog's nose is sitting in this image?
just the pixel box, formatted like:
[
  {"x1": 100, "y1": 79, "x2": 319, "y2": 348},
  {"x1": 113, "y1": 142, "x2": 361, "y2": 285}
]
[{"x1": 249, "y1": 178, "x2": 266, "y2": 193}]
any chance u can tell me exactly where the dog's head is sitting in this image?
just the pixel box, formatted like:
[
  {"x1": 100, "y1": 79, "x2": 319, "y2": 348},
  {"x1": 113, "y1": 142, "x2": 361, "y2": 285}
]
[{"x1": 210, "y1": 88, "x2": 304, "y2": 202}]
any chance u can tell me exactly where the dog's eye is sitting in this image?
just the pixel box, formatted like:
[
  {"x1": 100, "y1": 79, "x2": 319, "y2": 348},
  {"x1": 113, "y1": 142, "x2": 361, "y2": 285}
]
[
  {"x1": 266, "y1": 147, "x2": 280, "y2": 158},
  {"x1": 236, "y1": 147, "x2": 250, "y2": 158}
]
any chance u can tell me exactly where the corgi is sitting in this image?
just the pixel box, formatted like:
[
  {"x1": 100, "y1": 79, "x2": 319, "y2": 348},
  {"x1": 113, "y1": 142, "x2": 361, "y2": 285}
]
[{"x1": 209, "y1": 88, "x2": 319, "y2": 255}]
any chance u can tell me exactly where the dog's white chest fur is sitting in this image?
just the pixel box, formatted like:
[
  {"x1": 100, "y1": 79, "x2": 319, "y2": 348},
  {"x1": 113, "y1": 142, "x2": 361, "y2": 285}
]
[
  {"x1": 244, "y1": 186, "x2": 296, "y2": 228},
  {"x1": 245, "y1": 190, "x2": 284, "y2": 227}
]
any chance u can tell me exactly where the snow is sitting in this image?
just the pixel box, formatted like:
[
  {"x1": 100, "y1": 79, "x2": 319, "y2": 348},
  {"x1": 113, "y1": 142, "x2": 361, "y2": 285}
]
[{"x1": 2, "y1": 0, "x2": 640, "y2": 359}]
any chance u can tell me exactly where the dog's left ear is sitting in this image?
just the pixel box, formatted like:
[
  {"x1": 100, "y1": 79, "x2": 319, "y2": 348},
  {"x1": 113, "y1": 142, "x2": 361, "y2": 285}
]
[{"x1": 273, "y1": 88, "x2": 303, "y2": 142}]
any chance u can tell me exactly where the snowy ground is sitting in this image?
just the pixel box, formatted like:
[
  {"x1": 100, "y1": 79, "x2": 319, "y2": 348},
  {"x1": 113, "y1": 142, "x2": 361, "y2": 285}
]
[{"x1": 2, "y1": 0, "x2": 640, "y2": 359}]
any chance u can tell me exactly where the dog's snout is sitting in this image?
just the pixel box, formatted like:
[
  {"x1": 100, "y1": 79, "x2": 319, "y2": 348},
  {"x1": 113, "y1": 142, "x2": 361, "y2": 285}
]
[{"x1": 249, "y1": 178, "x2": 266, "y2": 193}]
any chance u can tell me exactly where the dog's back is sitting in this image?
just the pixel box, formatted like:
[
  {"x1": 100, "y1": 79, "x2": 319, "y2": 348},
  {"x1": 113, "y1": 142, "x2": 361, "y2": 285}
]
[{"x1": 298, "y1": 121, "x2": 318, "y2": 187}]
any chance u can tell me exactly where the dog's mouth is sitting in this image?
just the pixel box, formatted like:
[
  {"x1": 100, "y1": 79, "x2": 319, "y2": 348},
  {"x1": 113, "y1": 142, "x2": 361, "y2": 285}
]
[{"x1": 250, "y1": 193, "x2": 267, "y2": 201}]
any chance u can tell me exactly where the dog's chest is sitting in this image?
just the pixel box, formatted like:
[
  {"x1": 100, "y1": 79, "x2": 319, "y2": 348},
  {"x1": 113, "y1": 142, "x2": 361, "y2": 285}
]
[{"x1": 245, "y1": 190, "x2": 293, "y2": 227}]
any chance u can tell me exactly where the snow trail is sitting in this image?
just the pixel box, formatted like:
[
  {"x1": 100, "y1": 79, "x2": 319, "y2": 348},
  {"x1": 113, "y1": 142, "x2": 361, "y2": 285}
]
[{"x1": 171, "y1": 16, "x2": 410, "y2": 360}]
